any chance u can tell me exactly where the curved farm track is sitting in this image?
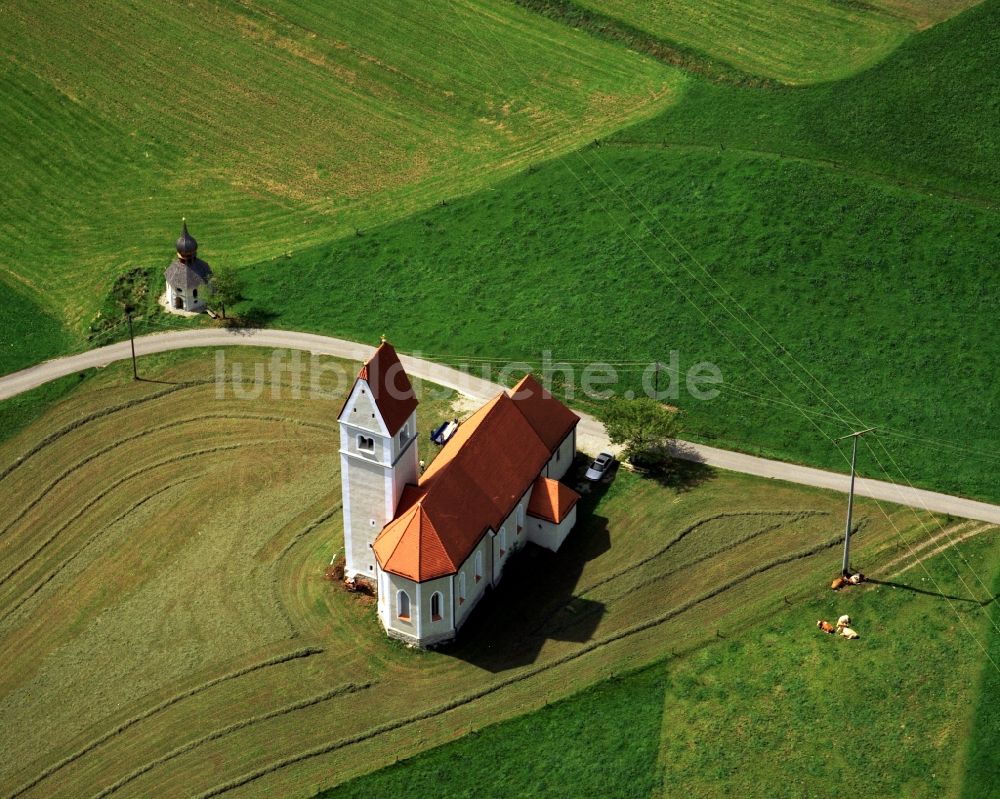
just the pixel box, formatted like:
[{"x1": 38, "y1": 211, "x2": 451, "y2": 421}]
[{"x1": 0, "y1": 350, "x2": 969, "y2": 799}]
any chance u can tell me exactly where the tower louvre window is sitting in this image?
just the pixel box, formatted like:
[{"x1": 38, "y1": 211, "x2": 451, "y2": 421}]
[{"x1": 358, "y1": 435, "x2": 375, "y2": 452}]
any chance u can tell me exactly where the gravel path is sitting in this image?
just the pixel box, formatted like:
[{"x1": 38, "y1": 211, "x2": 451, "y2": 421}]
[{"x1": 3, "y1": 328, "x2": 999, "y2": 524}]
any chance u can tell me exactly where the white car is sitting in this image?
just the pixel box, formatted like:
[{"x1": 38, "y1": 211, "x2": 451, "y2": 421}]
[{"x1": 585, "y1": 452, "x2": 615, "y2": 481}]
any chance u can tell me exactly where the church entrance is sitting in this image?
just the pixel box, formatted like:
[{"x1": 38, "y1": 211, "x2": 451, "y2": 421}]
[{"x1": 173, "y1": 294, "x2": 183, "y2": 309}]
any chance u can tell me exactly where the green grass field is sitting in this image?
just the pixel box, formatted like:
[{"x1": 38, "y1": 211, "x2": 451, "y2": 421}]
[
  {"x1": 236, "y1": 1, "x2": 1000, "y2": 504},
  {"x1": 0, "y1": 0, "x2": 677, "y2": 339},
  {"x1": 321, "y1": 533, "x2": 1000, "y2": 798},
  {"x1": 0, "y1": 347, "x2": 974, "y2": 799},
  {"x1": 570, "y1": 0, "x2": 929, "y2": 83}
]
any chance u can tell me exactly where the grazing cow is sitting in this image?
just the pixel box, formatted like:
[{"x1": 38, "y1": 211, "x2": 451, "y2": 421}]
[
  {"x1": 817, "y1": 620, "x2": 835, "y2": 634},
  {"x1": 839, "y1": 626, "x2": 860, "y2": 639},
  {"x1": 831, "y1": 576, "x2": 847, "y2": 590},
  {"x1": 837, "y1": 615, "x2": 851, "y2": 627}
]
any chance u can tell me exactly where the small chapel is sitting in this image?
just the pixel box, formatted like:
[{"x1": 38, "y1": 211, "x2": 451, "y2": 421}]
[
  {"x1": 163, "y1": 220, "x2": 213, "y2": 312},
  {"x1": 338, "y1": 341, "x2": 581, "y2": 647}
]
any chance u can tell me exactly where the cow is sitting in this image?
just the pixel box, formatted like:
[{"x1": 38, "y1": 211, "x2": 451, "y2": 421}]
[
  {"x1": 839, "y1": 626, "x2": 860, "y2": 639},
  {"x1": 837, "y1": 614, "x2": 851, "y2": 627},
  {"x1": 817, "y1": 620, "x2": 836, "y2": 634},
  {"x1": 831, "y1": 576, "x2": 847, "y2": 591}
]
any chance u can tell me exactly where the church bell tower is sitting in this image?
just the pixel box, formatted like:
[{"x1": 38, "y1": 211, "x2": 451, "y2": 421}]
[{"x1": 337, "y1": 341, "x2": 419, "y2": 581}]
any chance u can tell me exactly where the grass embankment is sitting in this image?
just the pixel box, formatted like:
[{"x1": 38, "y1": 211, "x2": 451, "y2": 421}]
[
  {"x1": 529, "y1": 0, "x2": 962, "y2": 84},
  {"x1": 0, "y1": 280, "x2": 72, "y2": 375},
  {"x1": 241, "y1": 2, "x2": 1000, "y2": 503},
  {"x1": 615, "y1": 0, "x2": 1000, "y2": 203},
  {"x1": 320, "y1": 533, "x2": 1000, "y2": 798},
  {"x1": 0, "y1": 0, "x2": 677, "y2": 346},
  {"x1": 0, "y1": 347, "x2": 949, "y2": 798}
]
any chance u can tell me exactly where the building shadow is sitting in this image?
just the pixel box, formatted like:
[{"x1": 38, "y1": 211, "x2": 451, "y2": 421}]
[
  {"x1": 441, "y1": 460, "x2": 615, "y2": 672},
  {"x1": 867, "y1": 578, "x2": 999, "y2": 606}
]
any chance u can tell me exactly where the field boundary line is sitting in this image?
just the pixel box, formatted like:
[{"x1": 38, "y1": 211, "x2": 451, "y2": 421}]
[
  {"x1": 0, "y1": 440, "x2": 288, "y2": 609},
  {"x1": 509, "y1": 0, "x2": 780, "y2": 86},
  {"x1": 886, "y1": 524, "x2": 999, "y2": 582},
  {"x1": 592, "y1": 511, "x2": 834, "y2": 605},
  {"x1": 91, "y1": 681, "x2": 373, "y2": 799},
  {"x1": 6, "y1": 647, "x2": 324, "y2": 799},
  {"x1": 192, "y1": 535, "x2": 840, "y2": 798},
  {"x1": 0, "y1": 412, "x2": 330, "y2": 542},
  {"x1": 578, "y1": 509, "x2": 827, "y2": 597},
  {"x1": 0, "y1": 477, "x2": 196, "y2": 623},
  {"x1": 0, "y1": 382, "x2": 202, "y2": 486}
]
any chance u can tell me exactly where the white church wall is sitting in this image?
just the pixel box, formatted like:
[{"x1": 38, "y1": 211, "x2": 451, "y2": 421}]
[
  {"x1": 382, "y1": 571, "x2": 456, "y2": 646},
  {"x1": 454, "y1": 535, "x2": 491, "y2": 629},
  {"x1": 342, "y1": 381, "x2": 388, "y2": 436},
  {"x1": 341, "y1": 453, "x2": 389, "y2": 578},
  {"x1": 527, "y1": 504, "x2": 578, "y2": 552},
  {"x1": 545, "y1": 429, "x2": 576, "y2": 481}
]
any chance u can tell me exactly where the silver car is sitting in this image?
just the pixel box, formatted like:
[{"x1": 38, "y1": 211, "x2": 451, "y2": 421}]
[{"x1": 585, "y1": 452, "x2": 614, "y2": 481}]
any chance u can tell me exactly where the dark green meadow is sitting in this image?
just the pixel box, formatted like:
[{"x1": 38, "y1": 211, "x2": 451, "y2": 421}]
[
  {"x1": 319, "y1": 533, "x2": 1000, "y2": 799},
  {"x1": 241, "y1": 1, "x2": 1000, "y2": 503},
  {"x1": 617, "y1": 0, "x2": 1000, "y2": 204}
]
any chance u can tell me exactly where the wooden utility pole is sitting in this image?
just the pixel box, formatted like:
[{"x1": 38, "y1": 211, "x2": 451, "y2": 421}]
[
  {"x1": 835, "y1": 427, "x2": 875, "y2": 576},
  {"x1": 124, "y1": 303, "x2": 138, "y2": 380}
]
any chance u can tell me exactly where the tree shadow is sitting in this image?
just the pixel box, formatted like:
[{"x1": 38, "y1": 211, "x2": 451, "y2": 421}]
[
  {"x1": 867, "y1": 578, "x2": 999, "y2": 606},
  {"x1": 441, "y1": 459, "x2": 616, "y2": 672},
  {"x1": 633, "y1": 441, "x2": 716, "y2": 492},
  {"x1": 221, "y1": 307, "x2": 279, "y2": 331}
]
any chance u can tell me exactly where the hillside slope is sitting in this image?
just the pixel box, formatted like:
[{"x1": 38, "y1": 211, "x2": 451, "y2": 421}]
[
  {"x1": 240, "y1": 0, "x2": 1000, "y2": 503},
  {"x1": 0, "y1": 0, "x2": 677, "y2": 335}
]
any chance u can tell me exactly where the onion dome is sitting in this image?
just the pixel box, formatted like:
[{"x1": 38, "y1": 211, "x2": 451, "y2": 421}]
[{"x1": 176, "y1": 219, "x2": 198, "y2": 261}]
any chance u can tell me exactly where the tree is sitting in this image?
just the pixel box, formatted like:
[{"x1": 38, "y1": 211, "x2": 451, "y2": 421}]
[
  {"x1": 600, "y1": 397, "x2": 681, "y2": 472},
  {"x1": 207, "y1": 266, "x2": 244, "y2": 319}
]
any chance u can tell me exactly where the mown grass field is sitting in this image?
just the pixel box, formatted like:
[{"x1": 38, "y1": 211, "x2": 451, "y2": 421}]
[
  {"x1": 0, "y1": 0, "x2": 677, "y2": 341},
  {"x1": 321, "y1": 533, "x2": 1000, "y2": 798},
  {"x1": 567, "y1": 0, "x2": 968, "y2": 83},
  {"x1": 0, "y1": 348, "x2": 972, "y2": 799},
  {"x1": 238, "y1": 1, "x2": 1000, "y2": 504}
]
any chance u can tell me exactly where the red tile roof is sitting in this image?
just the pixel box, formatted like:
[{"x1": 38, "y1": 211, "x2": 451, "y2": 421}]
[
  {"x1": 526, "y1": 476, "x2": 580, "y2": 524},
  {"x1": 371, "y1": 366, "x2": 581, "y2": 582},
  {"x1": 348, "y1": 342, "x2": 418, "y2": 435},
  {"x1": 509, "y1": 374, "x2": 580, "y2": 450},
  {"x1": 375, "y1": 380, "x2": 578, "y2": 582}
]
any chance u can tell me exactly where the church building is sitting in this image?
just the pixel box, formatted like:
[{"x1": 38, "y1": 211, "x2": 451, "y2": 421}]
[
  {"x1": 338, "y1": 341, "x2": 581, "y2": 647},
  {"x1": 164, "y1": 220, "x2": 213, "y2": 312}
]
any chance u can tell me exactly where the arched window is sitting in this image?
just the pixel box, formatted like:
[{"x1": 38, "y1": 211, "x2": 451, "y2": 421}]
[
  {"x1": 431, "y1": 592, "x2": 443, "y2": 622},
  {"x1": 458, "y1": 571, "x2": 467, "y2": 604},
  {"x1": 475, "y1": 551, "x2": 483, "y2": 583},
  {"x1": 357, "y1": 435, "x2": 375, "y2": 453},
  {"x1": 499, "y1": 527, "x2": 507, "y2": 557},
  {"x1": 397, "y1": 590, "x2": 410, "y2": 621}
]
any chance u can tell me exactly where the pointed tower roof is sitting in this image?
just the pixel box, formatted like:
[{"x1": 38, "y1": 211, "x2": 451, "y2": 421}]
[{"x1": 341, "y1": 341, "x2": 418, "y2": 436}]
